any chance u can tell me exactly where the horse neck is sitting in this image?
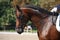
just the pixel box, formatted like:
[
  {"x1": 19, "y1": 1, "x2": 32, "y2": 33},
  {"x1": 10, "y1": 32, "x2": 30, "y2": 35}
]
[
  {"x1": 39, "y1": 16, "x2": 54, "y2": 37},
  {"x1": 32, "y1": 15, "x2": 53, "y2": 32},
  {"x1": 42, "y1": 16, "x2": 53, "y2": 29}
]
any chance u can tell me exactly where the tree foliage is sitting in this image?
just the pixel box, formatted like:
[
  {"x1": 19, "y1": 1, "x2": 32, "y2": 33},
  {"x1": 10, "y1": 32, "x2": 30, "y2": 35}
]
[
  {"x1": 0, "y1": 0, "x2": 41, "y2": 27},
  {"x1": 0, "y1": 0, "x2": 16, "y2": 27}
]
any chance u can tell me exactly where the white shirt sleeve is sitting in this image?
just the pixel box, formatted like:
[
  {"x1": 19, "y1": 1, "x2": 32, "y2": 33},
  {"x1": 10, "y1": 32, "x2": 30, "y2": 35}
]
[{"x1": 51, "y1": 7, "x2": 57, "y2": 12}]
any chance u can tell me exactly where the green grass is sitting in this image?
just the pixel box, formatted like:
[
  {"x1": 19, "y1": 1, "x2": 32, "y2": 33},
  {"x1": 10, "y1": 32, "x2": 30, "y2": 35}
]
[
  {"x1": 7, "y1": 30, "x2": 15, "y2": 32},
  {"x1": 32, "y1": 30, "x2": 37, "y2": 33},
  {"x1": 0, "y1": 30, "x2": 15, "y2": 32}
]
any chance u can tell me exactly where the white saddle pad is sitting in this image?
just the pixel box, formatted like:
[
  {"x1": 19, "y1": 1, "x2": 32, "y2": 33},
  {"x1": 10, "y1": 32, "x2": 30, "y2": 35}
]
[{"x1": 56, "y1": 14, "x2": 60, "y2": 32}]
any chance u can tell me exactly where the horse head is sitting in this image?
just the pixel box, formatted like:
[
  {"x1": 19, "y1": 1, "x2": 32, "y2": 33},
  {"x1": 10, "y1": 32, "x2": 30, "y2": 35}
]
[{"x1": 16, "y1": 5, "x2": 29, "y2": 34}]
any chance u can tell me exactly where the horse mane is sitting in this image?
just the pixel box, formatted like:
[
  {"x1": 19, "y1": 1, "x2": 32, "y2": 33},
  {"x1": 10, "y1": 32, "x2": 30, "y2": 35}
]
[
  {"x1": 25, "y1": 4, "x2": 51, "y2": 15},
  {"x1": 16, "y1": 4, "x2": 58, "y2": 16}
]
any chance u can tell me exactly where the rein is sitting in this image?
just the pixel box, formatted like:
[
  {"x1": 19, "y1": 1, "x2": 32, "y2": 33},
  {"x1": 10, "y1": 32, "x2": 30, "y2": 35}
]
[{"x1": 52, "y1": 12, "x2": 59, "y2": 25}]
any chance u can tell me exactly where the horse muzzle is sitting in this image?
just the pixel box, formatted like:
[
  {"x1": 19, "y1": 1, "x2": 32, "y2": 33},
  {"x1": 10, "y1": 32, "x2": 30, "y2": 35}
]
[{"x1": 16, "y1": 27, "x2": 24, "y2": 34}]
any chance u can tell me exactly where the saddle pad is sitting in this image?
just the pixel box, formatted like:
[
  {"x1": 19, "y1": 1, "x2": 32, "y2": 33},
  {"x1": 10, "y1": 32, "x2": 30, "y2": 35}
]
[{"x1": 56, "y1": 14, "x2": 60, "y2": 32}]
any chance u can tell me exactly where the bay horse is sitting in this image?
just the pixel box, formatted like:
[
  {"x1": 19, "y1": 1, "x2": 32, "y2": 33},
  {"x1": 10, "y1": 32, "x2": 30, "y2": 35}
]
[{"x1": 15, "y1": 4, "x2": 60, "y2": 40}]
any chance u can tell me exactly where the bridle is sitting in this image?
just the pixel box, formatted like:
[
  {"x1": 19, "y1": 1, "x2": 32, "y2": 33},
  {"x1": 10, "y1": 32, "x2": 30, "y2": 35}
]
[{"x1": 16, "y1": 5, "x2": 26, "y2": 29}]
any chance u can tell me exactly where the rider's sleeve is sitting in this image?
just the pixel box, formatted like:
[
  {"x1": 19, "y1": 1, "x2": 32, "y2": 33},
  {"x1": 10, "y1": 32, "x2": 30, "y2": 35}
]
[{"x1": 51, "y1": 7, "x2": 57, "y2": 12}]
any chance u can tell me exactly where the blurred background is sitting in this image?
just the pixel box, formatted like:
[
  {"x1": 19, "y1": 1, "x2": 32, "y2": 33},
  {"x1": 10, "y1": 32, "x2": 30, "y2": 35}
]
[{"x1": 0, "y1": 0, "x2": 60, "y2": 32}]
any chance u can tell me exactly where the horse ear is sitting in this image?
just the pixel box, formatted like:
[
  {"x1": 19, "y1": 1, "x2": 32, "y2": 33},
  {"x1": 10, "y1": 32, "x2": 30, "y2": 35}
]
[
  {"x1": 16, "y1": 5, "x2": 23, "y2": 14},
  {"x1": 16, "y1": 5, "x2": 21, "y2": 12}
]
